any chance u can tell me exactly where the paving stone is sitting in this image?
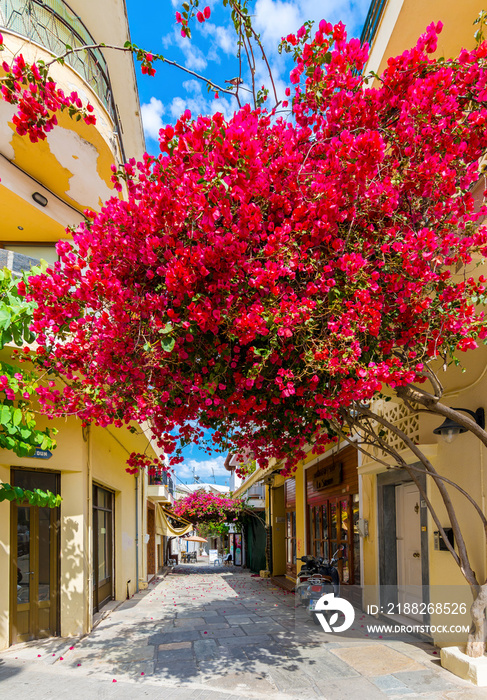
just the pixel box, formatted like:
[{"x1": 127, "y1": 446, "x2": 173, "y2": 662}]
[
  {"x1": 371, "y1": 675, "x2": 417, "y2": 695},
  {"x1": 392, "y1": 669, "x2": 459, "y2": 693},
  {"x1": 225, "y1": 615, "x2": 253, "y2": 625},
  {"x1": 174, "y1": 617, "x2": 206, "y2": 627},
  {"x1": 313, "y1": 677, "x2": 389, "y2": 699},
  {"x1": 154, "y1": 659, "x2": 199, "y2": 677},
  {"x1": 200, "y1": 670, "x2": 278, "y2": 695},
  {"x1": 218, "y1": 634, "x2": 272, "y2": 647},
  {"x1": 201, "y1": 615, "x2": 228, "y2": 625},
  {"x1": 202, "y1": 627, "x2": 247, "y2": 639},
  {"x1": 194, "y1": 639, "x2": 219, "y2": 660},
  {"x1": 157, "y1": 646, "x2": 195, "y2": 662},
  {"x1": 330, "y1": 644, "x2": 425, "y2": 677},
  {"x1": 149, "y1": 629, "x2": 201, "y2": 644},
  {"x1": 158, "y1": 641, "x2": 192, "y2": 651}
]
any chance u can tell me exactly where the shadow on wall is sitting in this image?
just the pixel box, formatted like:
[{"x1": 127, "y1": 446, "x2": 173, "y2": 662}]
[{"x1": 61, "y1": 516, "x2": 85, "y2": 637}]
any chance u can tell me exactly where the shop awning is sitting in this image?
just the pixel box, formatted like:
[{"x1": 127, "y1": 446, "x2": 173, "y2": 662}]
[{"x1": 155, "y1": 505, "x2": 193, "y2": 537}]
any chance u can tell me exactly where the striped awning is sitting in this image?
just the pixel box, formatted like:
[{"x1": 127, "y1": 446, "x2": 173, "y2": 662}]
[{"x1": 155, "y1": 505, "x2": 193, "y2": 536}]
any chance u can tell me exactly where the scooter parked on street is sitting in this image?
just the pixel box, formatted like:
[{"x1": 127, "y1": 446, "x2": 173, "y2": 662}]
[
  {"x1": 295, "y1": 555, "x2": 322, "y2": 606},
  {"x1": 307, "y1": 547, "x2": 342, "y2": 625}
]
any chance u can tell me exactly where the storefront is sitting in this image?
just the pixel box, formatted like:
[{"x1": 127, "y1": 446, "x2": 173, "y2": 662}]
[
  {"x1": 306, "y1": 445, "x2": 361, "y2": 606},
  {"x1": 284, "y1": 478, "x2": 296, "y2": 577},
  {"x1": 10, "y1": 469, "x2": 60, "y2": 644}
]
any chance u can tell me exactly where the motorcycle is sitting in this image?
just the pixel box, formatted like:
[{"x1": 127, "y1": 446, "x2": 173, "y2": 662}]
[
  {"x1": 307, "y1": 547, "x2": 342, "y2": 625},
  {"x1": 295, "y1": 555, "x2": 321, "y2": 606}
]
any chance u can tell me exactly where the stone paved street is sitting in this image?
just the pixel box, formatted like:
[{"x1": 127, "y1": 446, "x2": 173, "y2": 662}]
[{"x1": 1, "y1": 561, "x2": 486, "y2": 699}]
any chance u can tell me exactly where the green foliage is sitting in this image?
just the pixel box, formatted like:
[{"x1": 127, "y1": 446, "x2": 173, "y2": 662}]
[
  {"x1": 0, "y1": 265, "x2": 58, "y2": 507},
  {"x1": 0, "y1": 482, "x2": 61, "y2": 507}
]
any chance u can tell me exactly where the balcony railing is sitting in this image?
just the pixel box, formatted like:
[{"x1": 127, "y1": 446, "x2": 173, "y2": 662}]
[
  {"x1": 148, "y1": 471, "x2": 175, "y2": 497},
  {"x1": 246, "y1": 483, "x2": 265, "y2": 499},
  {"x1": 0, "y1": 0, "x2": 116, "y2": 122},
  {"x1": 360, "y1": 0, "x2": 388, "y2": 48}
]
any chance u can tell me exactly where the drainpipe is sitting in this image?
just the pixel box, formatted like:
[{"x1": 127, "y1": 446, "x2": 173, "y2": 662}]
[
  {"x1": 135, "y1": 474, "x2": 139, "y2": 593},
  {"x1": 267, "y1": 481, "x2": 273, "y2": 575},
  {"x1": 85, "y1": 424, "x2": 93, "y2": 633}
]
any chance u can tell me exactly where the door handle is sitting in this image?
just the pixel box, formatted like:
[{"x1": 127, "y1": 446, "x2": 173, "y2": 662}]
[
  {"x1": 26, "y1": 571, "x2": 34, "y2": 575},
  {"x1": 412, "y1": 552, "x2": 420, "y2": 558}
]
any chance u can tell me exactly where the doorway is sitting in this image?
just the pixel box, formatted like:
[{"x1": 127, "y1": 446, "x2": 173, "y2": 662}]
[
  {"x1": 396, "y1": 483, "x2": 423, "y2": 619},
  {"x1": 10, "y1": 469, "x2": 60, "y2": 644},
  {"x1": 377, "y1": 468, "x2": 429, "y2": 622},
  {"x1": 92, "y1": 484, "x2": 114, "y2": 612}
]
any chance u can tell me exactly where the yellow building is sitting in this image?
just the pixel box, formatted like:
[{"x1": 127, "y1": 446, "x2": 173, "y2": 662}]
[
  {"x1": 0, "y1": 0, "x2": 160, "y2": 650},
  {"x1": 358, "y1": 0, "x2": 487, "y2": 649},
  {"x1": 251, "y1": 0, "x2": 487, "y2": 651}
]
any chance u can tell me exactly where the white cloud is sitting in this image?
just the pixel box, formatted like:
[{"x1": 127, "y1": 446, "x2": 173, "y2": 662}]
[
  {"x1": 175, "y1": 455, "x2": 228, "y2": 480},
  {"x1": 254, "y1": 0, "x2": 371, "y2": 49},
  {"x1": 254, "y1": 0, "x2": 302, "y2": 47},
  {"x1": 141, "y1": 96, "x2": 165, "y2": 141},
  {"x1": 162, "y1": 26, "x2": 208, "y2": 71},
  {"x1": 204, "y1": 22, "x2": 235, "y2": 54},
  {"x1": 182, "y1": 79, "x2": 203, "y2": 95},
  {"x1": 169, "y1": 92, "x2": 237, "y2": 122}
]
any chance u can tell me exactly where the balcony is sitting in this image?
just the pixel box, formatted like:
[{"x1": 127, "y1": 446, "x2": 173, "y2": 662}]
[
  {"x1": 0, "y1": 0, "x2": 116, "y2": 122},
  {"x1": 246, "y1": 483, "x2": 265, "y2": 499},
  {"x1": 147, "y1": 471, "x2": 174, "y2": 504}
]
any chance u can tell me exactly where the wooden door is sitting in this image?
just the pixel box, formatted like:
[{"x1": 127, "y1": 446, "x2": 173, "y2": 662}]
[
  {"x1": 10, "y1": 471, "x2": 59, "y2": 644},
  {"x1": 396, "y1": 483, "x2": 422, "y2": 619}
]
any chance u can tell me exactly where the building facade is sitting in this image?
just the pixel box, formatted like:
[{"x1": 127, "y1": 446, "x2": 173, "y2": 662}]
[
  {"x1": 256, "y1": 0, "x2": 487, "y2": 648},
  {"x1": 358, "y1": 0, "x2": 487, "y2": 648},
  {"x1": 0, "y1": 0, "x2": 148, "y2": 649}
]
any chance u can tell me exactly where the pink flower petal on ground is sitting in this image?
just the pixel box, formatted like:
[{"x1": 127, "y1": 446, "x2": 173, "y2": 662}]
[
  {"x1": 37, "y1": 654, "x2": 41, "y2": 657},
  {"x1": 112, "y1": 679, "x2": 117, "y2": 683},
  {"x1": 77, "y1": 663, "x2": 81, "y2": 667},
  {"x1": 59, "y1": 657, "x2": 63, "y2": 660}
]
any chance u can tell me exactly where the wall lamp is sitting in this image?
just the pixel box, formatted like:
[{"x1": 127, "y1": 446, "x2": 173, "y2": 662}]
[
  {"x1": 32, "y1": 192, "x2": 48, "y2": 207},
  {"x1": 433, "y1": 407, "x2": 485, "y2": 443}
]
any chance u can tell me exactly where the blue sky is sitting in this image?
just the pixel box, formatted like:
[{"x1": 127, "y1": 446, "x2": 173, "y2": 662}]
[{"x1": 124, "y1": 0, "x2": 370, "y2": 484}]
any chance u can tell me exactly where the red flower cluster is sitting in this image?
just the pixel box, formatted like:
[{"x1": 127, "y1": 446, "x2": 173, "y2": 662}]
[
  {"x1": 0, "y1": 54, "x2": 95, "y2": 142},
  {"x1": 174, "y1": 490, "x2": 245, "y2": 523},
  {"x1": 125, "y1": 451, "x2": 169, "y2": 476},
  {"x1": 17, "y1": 20, "x2": 487, "y2": 473}
]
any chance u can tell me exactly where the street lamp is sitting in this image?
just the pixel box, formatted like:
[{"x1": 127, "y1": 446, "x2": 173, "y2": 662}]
[{"x1": 433, "y1": 407, "x2": 485, "y2": 443}]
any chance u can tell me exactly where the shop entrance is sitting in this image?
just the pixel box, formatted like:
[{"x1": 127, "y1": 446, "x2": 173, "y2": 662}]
[
  {"x1": 377, "y1": 468, "x2": 429, "y2": 622},
  {"x1": 306, "y1": 446, "x2": 361, "y2": 606},
  {"x1": 308, "y1": 494, "x2": 360, "y2": 585},
  {"x1": 92, "y1": 484, "x2": 114, "y2": 612},
  {"x1": 10, "y1": 469, "x2": 60, "y2": 644}
]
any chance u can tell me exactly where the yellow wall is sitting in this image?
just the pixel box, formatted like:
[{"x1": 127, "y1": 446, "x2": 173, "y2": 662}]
[{"x1": 0, "y1": 412, "x2": 156, "y2": 650}]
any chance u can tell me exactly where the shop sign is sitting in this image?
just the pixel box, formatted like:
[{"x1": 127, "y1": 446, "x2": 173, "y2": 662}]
[
  {"x1": 313, "y1": 462, "x2": 343, "y2": 490},
  {"x1": 33, "y1": 448, "x2": 52, "y2": 459}
]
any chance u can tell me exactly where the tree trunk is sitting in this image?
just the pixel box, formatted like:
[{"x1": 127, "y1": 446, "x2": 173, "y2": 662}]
[{"x1": 466, "y1": 583, "x2": 487, "y2": 657}]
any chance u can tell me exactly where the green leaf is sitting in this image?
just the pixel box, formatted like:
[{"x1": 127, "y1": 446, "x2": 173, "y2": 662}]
[
  {"x1": 161, "y1": 336, "x2": 176, "y2": 353},
  {"x1": 1, "y1": 404, "x2": 11, "y2": 426},
  {"x1": 12, "y1": 408, "x2": 22, "y2": 426}
]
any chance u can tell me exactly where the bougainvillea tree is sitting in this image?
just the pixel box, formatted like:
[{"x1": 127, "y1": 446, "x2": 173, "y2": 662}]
[
  {"x1": 22, "y1": 20, "x2": 487, "y2": 466},
  {"x1": 4, "y1": 2, "x2": 487, "y2": 653},
  {"x1": 173, "y1": 490, "x2": 246, "y2": 525}
]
